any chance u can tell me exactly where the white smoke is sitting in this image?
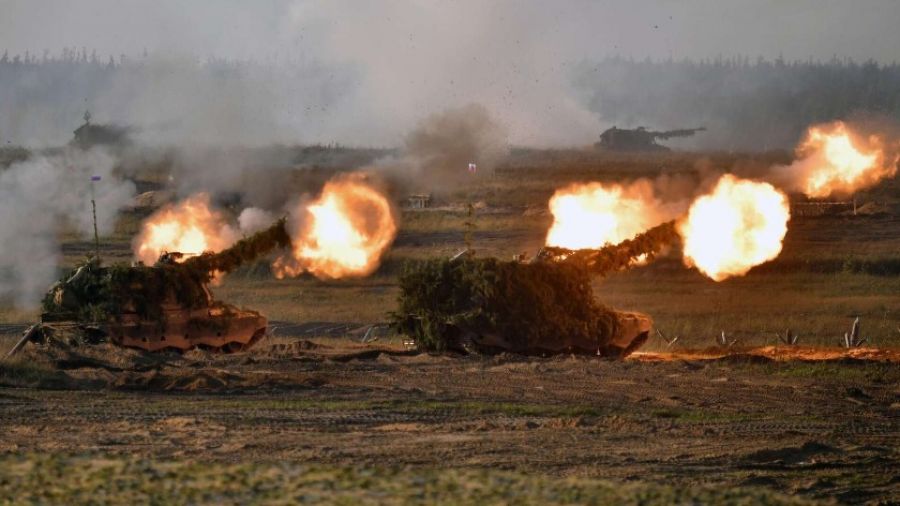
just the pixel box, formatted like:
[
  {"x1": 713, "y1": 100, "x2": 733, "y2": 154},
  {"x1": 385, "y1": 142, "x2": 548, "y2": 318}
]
[
  {"x1": 286, "y1": 1, "x2": 601, "y2": 147},
  {"x1": 0, "y1": 148, "x2": 135, "y2": 307},
  {"x1": 0, "y1": 2, "x2": 604, "y2": 148},
  {"x1": 238, "y1": 207, "x2": 277, "y2": 235}
]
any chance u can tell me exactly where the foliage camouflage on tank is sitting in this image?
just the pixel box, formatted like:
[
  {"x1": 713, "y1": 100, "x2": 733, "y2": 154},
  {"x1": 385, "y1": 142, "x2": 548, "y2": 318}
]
[{"x1": 391, "y1": 222, "x2": 679, "y2": 358}]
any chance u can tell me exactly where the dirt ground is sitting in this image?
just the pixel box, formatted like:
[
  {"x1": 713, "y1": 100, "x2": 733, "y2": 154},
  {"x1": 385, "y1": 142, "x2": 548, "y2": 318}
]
[{"x1": 2, "y1": 335, "x2": 898, "y2": 504}]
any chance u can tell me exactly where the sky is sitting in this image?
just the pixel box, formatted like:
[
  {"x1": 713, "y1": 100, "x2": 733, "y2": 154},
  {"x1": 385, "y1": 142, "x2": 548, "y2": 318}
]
[{"x1": 1, "y1": 0, "x2": 897, "y2": 63}]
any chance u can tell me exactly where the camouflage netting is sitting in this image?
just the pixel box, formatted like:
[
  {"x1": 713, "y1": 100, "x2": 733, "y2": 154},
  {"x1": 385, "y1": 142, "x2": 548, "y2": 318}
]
[
  {"x1": 391, "y1": 257, "x2": 617, "y2": 353},
  {"x1": 41, "y1": 259, "x2": 214, "y2": 323},
  {"x1": 41, "y1": 219, "x2": 291, "y2": 323}
]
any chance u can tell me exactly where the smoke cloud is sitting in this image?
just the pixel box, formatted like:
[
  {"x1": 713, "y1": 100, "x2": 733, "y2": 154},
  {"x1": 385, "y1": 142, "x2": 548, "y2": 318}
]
[
  {"x1": 403, "y1": 103, "x2": 509, "y2": 181},
  {"x1": 238, "y1": 207, "x2": 277, "y2": 235},
  {"x1": 0, "y1": 148, "x2": 136, "y2": 307},
  {"x1": 164, "y1": 146, "x2": 298, "y2": 210},
  {"x1": 366, "y1": 103, "x2": 509, "y2": 196}
]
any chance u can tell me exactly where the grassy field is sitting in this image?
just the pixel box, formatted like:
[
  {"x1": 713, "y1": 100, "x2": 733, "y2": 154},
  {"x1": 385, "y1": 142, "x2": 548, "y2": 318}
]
[{"x1": 0, "y1": 455, "x2": 812, "y2": 505}]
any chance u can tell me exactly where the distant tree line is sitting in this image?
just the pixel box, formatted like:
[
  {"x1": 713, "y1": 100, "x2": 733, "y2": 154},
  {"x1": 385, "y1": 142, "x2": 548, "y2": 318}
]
[
  {"x1": 0, "y1": 47, "x2": 250, "y2": 69},
  {"x1": 573, "y1": 56, "x2": 900, "y2": 150}
]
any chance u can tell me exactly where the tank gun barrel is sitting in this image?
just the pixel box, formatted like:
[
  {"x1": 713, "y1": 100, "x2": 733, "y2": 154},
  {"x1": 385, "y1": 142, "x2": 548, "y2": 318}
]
[
  {"x1": 535, "y1": 220, "x2": 678, "y2": 277},
  {"x1": 182, "y1": 218, "x2": 291, "y2": 276},
  {"x1": 650, "y1": 127, "x2": 706, "y2": 140}
]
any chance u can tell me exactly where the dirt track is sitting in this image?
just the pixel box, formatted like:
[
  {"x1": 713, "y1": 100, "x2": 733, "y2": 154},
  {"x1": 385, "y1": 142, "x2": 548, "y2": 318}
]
[{"x1": 2, "y1": 339, "x2": 898, "y2": 504}]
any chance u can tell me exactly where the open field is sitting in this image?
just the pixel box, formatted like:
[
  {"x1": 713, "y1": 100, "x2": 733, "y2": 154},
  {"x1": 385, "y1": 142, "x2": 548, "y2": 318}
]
[
  {"x1": 0, "y1": 338, "x2": 898, "y2": 504},
  {"x1": 1, "y1": 149, "x2": 899, "y2": 503}
]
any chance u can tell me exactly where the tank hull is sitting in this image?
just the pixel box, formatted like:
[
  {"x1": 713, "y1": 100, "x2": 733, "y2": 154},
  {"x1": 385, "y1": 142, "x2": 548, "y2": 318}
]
[
  {"x1": 465, "y1": 310, "x2": 652, "y2": 358},
  {"x1": 108, "y1": 305, "x2": 267, "y2": 352},
  {"x1": 41, "y1": 305, "x2": 267, "y2": 353}
]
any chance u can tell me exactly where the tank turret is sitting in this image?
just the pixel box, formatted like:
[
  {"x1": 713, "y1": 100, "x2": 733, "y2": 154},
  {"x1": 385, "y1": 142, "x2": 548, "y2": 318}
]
[{"x1": 38, "y1": 219, "x2": 291, "y2": 353}]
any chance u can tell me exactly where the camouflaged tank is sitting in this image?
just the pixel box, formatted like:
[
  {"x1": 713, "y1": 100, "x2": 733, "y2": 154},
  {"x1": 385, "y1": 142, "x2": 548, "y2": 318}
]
[
  {"x1": 39, "y1": 219, "x2": 291, "y2": 353},
  {"x1": 392, "y1": 222, "x2": 677, "y2": 359}
]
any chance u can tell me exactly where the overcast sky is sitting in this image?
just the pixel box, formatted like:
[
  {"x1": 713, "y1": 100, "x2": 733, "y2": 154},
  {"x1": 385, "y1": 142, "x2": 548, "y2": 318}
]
[{"x1": 1, "y1": 0, "x2": 898, "y2": 63}]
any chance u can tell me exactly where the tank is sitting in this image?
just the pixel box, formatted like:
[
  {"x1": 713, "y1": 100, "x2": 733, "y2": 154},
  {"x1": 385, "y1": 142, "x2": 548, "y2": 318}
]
[
  {"x1": 595, "y1": 126, "x2": 705, "y2": 152},
  {"x1": 392, "y1": 222, "x2": 677, "y2": 359},
  {"x1": 38, "y1": 219, "x2": 291, "y2": 353},
  {"x1": 70, "y1": 111, "x2": 131, "y2": 150}
]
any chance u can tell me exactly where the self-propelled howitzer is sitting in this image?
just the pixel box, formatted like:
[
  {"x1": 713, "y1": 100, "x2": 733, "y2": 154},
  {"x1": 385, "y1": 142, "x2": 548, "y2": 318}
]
[
  {"x1": 38, "y1": 219, "x2": 291, "y2": 353},
  {"x1": 595, "y1": 127, "x2": 706, "y2": 151},
  {"x1": 392, "y1": 222, "x2": 679, "y2": 359}
]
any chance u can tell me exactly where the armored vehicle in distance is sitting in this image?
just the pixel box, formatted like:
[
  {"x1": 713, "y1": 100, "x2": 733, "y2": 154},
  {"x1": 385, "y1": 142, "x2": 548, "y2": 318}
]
[{"x1": 596, "y1": 126, "x2": 705, "y2": 152}]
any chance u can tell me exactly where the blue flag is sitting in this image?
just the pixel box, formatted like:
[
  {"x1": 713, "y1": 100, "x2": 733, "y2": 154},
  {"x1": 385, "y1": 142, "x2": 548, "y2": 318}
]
[{"x1": 91, "y1": 176, "x2": 101, "y2": 181}]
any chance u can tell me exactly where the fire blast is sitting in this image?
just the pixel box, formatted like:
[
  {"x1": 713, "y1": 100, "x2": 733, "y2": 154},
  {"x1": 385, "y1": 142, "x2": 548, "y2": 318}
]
[
  {"x1": 274, "y1": 175, "x2": 397, "y2": 279},
  {"x1": 546, "y1": 180, "x2": 666, "y2": 250},
  {"x1": 788, "y1": 121, "x2": 896, "y2": 197},
  {"x1": 679, "y1": 174, "x2": 790, "y2": 281},
  {"x1": 133, "y1": 193, "x2": 239, "y2": 264}
]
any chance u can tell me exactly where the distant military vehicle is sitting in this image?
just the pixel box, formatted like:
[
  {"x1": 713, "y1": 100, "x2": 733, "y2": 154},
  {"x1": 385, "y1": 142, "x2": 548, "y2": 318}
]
[
  {"x1": 70, "y1": 111, "x2": 131, "y2": 149},
  {"x1": 595, "y1": 126, "x2": 705, "y2": 152}
]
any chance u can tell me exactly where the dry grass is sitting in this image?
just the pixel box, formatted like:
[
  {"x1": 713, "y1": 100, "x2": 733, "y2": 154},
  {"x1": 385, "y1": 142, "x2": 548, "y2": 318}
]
[
  {"x1": 0, "y1": 306, "x2": 38, "y2": 324},
  {"x1": 215, "y1": 277, "x2": 398, "y2": 323},
  {"x1": 0, "y1": 455, "x2": 811, "y2": 505},
  {"x1": 602, "y1": 267, "x2": 900, "y2": 349}
]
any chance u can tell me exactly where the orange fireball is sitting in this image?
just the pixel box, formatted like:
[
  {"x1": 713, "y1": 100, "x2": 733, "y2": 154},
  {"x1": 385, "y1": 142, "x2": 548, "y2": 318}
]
[
  {"x1": 273, "y1": 175, "x2": 397, "y2": 279},
  {"x1": 679, "y1": 174, "x2": 789, "y2": 281},
  {"x1": 545, "y1": 180, "x2": 666, "y2": 250},
  {"x1": 133, "y1": 193, "x2": 239, "y2": 265},
  {"x1": 790, "y1": 122, "x2": 895, "y2": 197}
]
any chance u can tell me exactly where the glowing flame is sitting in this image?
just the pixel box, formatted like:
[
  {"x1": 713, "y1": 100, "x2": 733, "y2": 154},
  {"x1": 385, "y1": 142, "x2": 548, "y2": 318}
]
[
  {"x1": 545, "y1": 180, "x2": 665, "y2": 249},
  {"x1": 793, "y1": 122, "x2": 895, "y2": 197},
  {"x1": 274, "y1": 175, "x2": 397, "y2": 279},
  {"x1": 133, "y1": 193, "x2": 239, "y2": 264},
  {"x1": 679, "y1": 174, "x2": 789, "y2": 281}
]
